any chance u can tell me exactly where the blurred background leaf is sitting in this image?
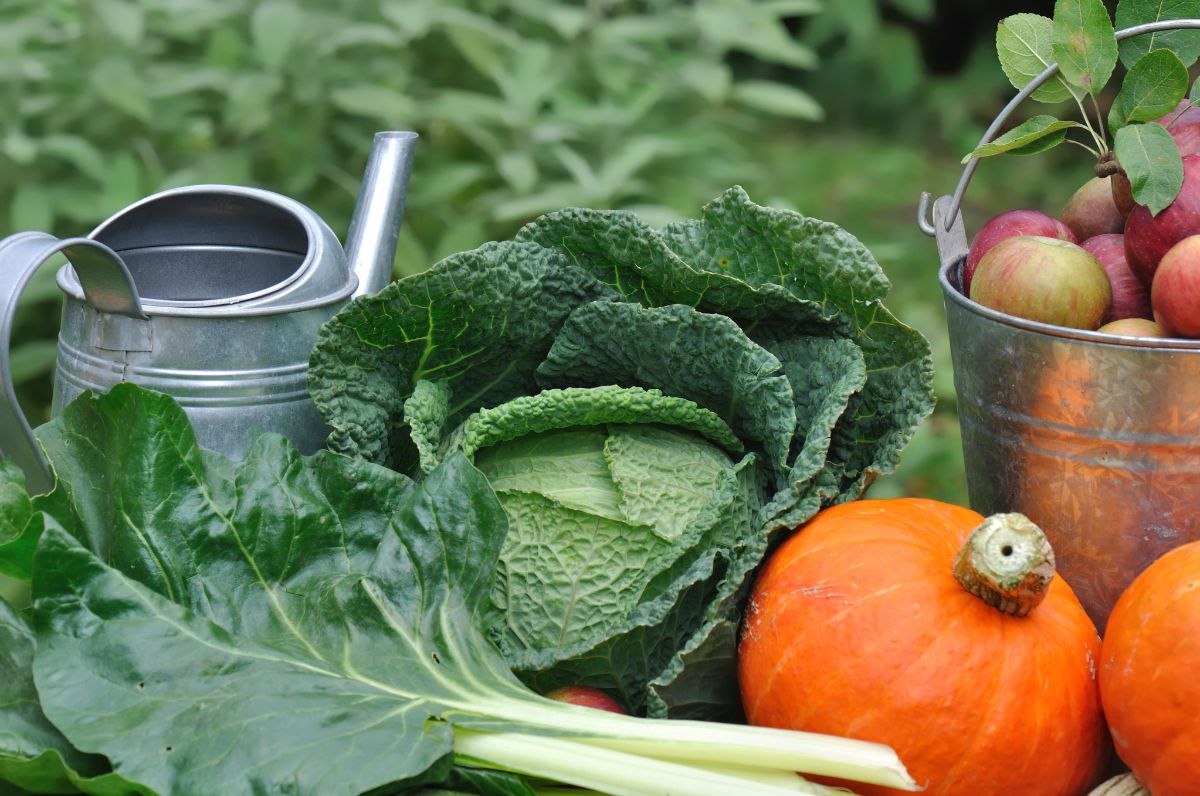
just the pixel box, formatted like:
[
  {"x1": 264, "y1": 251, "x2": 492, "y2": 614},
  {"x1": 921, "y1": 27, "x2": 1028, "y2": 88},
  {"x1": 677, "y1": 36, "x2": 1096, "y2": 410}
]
[{"x1": 0, "y1": 0, "x2": 1081, "y2": 508}]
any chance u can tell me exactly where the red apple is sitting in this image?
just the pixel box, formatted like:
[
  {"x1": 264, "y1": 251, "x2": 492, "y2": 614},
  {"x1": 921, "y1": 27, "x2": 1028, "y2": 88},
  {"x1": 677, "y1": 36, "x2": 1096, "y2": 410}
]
[
  {"x1": 1155, "y1": 101, "x2": 1200, "y2": 157},
  {"x1": 1061, "y1": 177, "x2": 1126, "y2": 241},
  {"x1": 970, "y1": 235, "x2": 1112, "y2": 329},
  {"x1": 1081, "y1": 233, "x2": 1152, "y2": 321},
  {"x1": 1125, "y1": 155, "x2": 1200, "y2": 285},
  {"x1": 1097, "y1": 317, "x2": 1166, "y2": 337},
  {"x1": 1151, "y1": 235, "x2": 1200, "y2": 337},
  {"x1": 544, "y1": 685, "x2": 627, "y2": 714},
  {"x1": 964, "y1": 210, "x2": 1077, "y2": 295}
]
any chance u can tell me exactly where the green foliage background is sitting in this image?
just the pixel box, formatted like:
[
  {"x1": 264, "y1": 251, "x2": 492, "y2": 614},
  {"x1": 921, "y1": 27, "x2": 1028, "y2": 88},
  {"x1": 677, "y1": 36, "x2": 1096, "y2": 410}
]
[{"x1": 0, "y1": 0, "x2": 1087, "y2": 581}]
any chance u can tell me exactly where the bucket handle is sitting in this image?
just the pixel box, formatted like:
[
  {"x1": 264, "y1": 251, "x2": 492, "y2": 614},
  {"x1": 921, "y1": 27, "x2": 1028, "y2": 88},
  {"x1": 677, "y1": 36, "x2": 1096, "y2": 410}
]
[
  {"x1": 0, "y1": 233, "x2": 145, "y2": 494},
  {"x1": 919, "y1": 19, "x2": 1200, "y2": 263}
]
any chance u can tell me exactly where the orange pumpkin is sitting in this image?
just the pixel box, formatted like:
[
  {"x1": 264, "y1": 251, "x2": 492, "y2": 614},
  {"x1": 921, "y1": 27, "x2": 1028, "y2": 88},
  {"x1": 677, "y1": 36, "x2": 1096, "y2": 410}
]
[
  {"x1": 738, "y1": 498, "x2": 1108, "y2": 796},
  {"x1": 1100, "y1": 540, "x2": 1200, "y2": 796}
]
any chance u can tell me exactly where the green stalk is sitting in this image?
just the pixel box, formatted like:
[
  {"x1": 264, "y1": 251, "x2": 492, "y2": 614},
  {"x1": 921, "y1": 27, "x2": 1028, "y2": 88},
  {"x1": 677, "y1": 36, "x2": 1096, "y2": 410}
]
[
  {"x1": 466, "y1": 695, "x2": 916, "y2": 789},
  {"x1": 454, "y1": 730, "x2": 812, "y2": 796}
]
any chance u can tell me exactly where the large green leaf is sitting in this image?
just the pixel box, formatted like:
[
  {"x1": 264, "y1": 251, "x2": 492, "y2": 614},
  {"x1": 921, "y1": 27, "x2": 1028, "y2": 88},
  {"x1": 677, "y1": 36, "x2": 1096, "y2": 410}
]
[
  {"x1": 1115, "y1": 122, "x2": 1185, "y2": 214},
  {"x1": 1108, "y1": 49, "x2": 1189, "y2": 135},
  {"x1": 0, "y1": 597, "x2": 140, "y2": 795},
  {"x1": 1052, "y1": 0, "x2": 1118, "y2": 95},
  {"x1": 1116, "y1": 0, "x2": 1200, "y2": 68},
  {"x1": 996, "y1": 13, "x2": 1084, "y2": 103},
  {"x1": 20, "y1": 386, "x2": 572, "y2": 796}
]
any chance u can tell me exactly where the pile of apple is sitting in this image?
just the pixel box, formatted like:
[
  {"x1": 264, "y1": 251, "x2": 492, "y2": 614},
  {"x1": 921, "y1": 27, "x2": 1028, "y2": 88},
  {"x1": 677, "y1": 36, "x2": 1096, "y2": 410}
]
[{"x1": 966, "y1": 104, "x2": 1200, "y2": 339}]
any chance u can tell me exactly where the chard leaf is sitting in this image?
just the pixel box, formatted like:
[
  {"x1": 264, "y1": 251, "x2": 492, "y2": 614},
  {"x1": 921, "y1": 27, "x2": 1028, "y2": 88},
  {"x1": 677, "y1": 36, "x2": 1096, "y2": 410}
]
[
  {"x1": 1108, "y1": 49, "x2": 1189, "y2": 134},
  {"x1": 20, "y1": 386, "x2": 568, "y2": 796},
  {"x1": 1116, "y1": 0, "x2": 1200, "y2": 68},
  {"x1": 1115, "y1": 122, "x2": 1185, "y2": 214},
  {"x1": 962, "y1": 115, "x2": 1081, "y2": 162},
  {"x1": 0, "y1": 462, "x2": 39, "y2": 580},
  {"x1": 535, "y1": 303, "x2": 796, "y2": 473},
  {"x1": 996, "y1": 13, "x2": 1085, "y2": 103},
  {"x1": 1052, "y1": 0, "x2": 1118, "y2": 95},
  {"x1": 0, "y1": 597, "x2": 140, "y2": 795}
]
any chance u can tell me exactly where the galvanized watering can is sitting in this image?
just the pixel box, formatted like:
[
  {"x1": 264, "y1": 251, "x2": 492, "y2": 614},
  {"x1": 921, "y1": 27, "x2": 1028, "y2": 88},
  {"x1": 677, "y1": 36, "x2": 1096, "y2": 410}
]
[
  {"x1": 920, "y1": 20, "x2": 1200, "y2": 632},
  {"x1": 0, "y1": 131, "x2": 417, "y2": 496}
]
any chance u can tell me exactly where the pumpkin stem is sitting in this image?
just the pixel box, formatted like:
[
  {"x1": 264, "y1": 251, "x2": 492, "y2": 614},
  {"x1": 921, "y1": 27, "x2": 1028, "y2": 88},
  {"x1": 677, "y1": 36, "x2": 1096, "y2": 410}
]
[{"x1": 953, "y1": 513, "x2": 1056, "y2": 617}]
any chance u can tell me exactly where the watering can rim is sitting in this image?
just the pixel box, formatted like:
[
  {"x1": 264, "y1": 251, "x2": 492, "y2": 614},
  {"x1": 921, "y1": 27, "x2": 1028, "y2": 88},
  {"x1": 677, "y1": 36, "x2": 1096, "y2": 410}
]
[{"x1": 56, "y1": 183, "x2": 359, "y2": 318}]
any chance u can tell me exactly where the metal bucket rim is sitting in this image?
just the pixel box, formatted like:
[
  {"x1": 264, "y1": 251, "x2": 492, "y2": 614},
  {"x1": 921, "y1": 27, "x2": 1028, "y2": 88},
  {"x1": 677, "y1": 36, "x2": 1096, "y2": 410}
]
[{"x1": 939, "y1": 256, "x2": 1200, "y2": 350}]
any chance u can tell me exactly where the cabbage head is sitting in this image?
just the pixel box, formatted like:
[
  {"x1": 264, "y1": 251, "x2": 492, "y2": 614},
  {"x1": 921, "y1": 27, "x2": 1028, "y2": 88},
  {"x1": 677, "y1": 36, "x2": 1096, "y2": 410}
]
[{"x1": 308, "y1": 187, "x2": 934, "y2": 719}]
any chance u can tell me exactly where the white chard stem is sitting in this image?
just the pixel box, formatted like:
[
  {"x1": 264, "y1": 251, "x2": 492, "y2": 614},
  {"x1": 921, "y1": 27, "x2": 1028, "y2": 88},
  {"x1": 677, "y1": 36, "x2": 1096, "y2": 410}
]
[{"x1": 454, "y1": 730, "x2": 833, "y2": 796}]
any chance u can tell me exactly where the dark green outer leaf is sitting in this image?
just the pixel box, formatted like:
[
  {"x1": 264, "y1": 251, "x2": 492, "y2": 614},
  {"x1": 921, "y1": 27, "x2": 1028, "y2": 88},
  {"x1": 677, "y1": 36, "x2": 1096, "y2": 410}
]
[
  {"x1": 1052, "y1": 0, "x2": 1118, "y2": 94},
  {"x1": 535, "y1": 303, "x2": 796, "y2": 473},
  {"x1": 996, "y1": 13, "x2": 1083, "y2": 103},
  {"x1": 0, "y1": 597, "x2": 140, "y2": 796},
  {"x1": 659, "y1": 187, "x2": 891, "y2": 311},
  {"x1": 514, "y1": 204, "x2": 843, "y2": 337},
  {"x1": 1115, "y1": 122, "x2": 1185, "y2": 214},
  {"x1": 758, "y1": 336, "x2": 866, "y2": 515},
  {"x1": 1108, "y1": 49, "x2": 1189, "y2": 134},
  {"x1": 1116, "y1": 0, "x2": 1200, "y2": 68},
  {"x1": 308, "y1": 241, "x2": 618, "y2": 466},
  {"x1": 22, "y1": 386, "x2": 584, "y2": 796},
  {"x1": 659, "y1": 189, "x2": 933, "y2": 500}
]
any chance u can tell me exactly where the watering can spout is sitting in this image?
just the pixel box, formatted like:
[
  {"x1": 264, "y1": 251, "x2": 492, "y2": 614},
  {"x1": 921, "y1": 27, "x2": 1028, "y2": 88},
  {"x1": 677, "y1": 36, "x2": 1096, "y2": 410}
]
[{"x1": 345, "y1": 131, "x2": 418, "y2": 298}]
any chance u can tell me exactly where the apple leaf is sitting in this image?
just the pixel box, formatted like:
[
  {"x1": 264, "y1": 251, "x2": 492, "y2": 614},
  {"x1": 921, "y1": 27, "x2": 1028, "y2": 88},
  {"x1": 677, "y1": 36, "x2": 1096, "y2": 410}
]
[
  {"x1": 1052, "y1": 0, "x2": 1118, "y2": 96},
  {"x1": 1115, "y1": 122, "x2": 1185, "y2": 214},
  {"x1": 996, "y1": 14, "x2": 1085, "y2": 104},
  {"x1": 1108, "y1": 49, "x2": 1189, "y2": 135},
  {"x1": 962, "y1": 115, "x2": 1082, "y2": 162},
  {"x1": 1115, "y1": 0, "x2": 1200, "y2": 69}
]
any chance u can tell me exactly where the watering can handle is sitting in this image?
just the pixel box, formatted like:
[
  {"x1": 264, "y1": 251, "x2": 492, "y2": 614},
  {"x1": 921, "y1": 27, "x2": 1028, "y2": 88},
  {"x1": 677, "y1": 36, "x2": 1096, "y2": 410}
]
[
  {"x1": 918, "y1": 19, "x2": 1200, "y2": 250},
  {"x1": 0, "y1": 232, "x2": 145, "y2": 495}
]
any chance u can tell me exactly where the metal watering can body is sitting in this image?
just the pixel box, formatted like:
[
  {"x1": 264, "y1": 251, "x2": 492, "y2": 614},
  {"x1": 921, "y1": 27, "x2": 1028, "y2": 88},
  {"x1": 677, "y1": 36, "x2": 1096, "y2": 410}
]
[{"x1": 0, "y1": 131, "x2": 417, "y2": 495}]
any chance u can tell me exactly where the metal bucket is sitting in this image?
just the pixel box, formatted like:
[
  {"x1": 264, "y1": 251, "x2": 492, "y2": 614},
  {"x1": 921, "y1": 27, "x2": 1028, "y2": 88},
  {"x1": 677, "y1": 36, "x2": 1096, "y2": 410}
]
[{"x1": 921, "y1": 20, "x2": 1200, "y2": 631}]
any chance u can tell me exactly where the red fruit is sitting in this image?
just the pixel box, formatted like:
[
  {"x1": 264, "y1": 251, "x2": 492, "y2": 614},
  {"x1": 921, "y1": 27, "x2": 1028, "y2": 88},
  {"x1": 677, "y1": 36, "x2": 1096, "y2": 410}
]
[
  {"x1": 1081, "y1": 234, "x2": 1151, "y2": 321},
  {"x1": 964, "y1": 210, "x2": 1077, "y2": 294},
  {"x1": 971, "y1": 236, "x2": 1112, "y2": 330},
  {"x1": 1154, "y1": 100, "x2": 1200, "y2": 156},
  {"x1": 1061, "y1": 177, "x2": 1126, "y2": 241},
  {"x1": 544, "y1": 685, "x2": 626, "y2": 714},
  {"x1": 1124, "y1": 155, "x2": 1200, "y2": 285},
  {"x1": 1151, "y1": 235, "x2": 1200, "y2": 337}
]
